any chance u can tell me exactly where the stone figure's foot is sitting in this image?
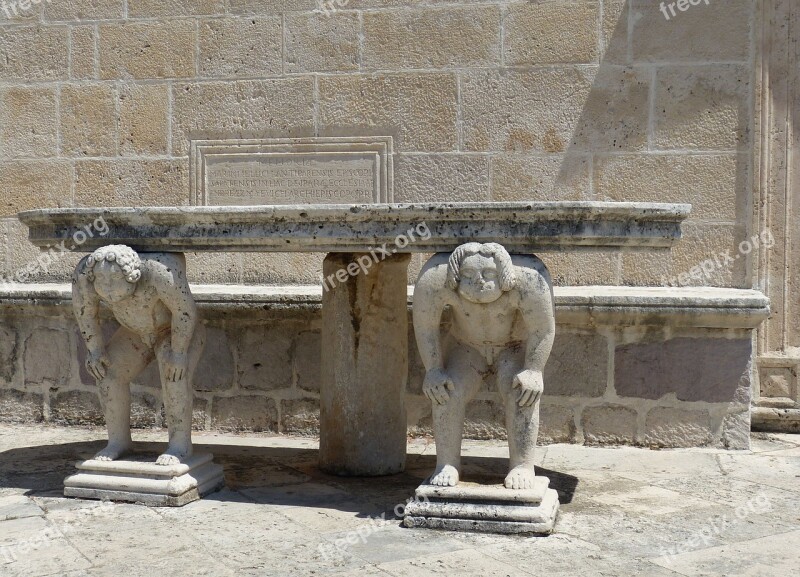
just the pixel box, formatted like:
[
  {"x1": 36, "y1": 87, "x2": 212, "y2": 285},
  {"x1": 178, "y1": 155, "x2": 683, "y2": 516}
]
[
  {"x1": 428, "y1": 464, "x2": 460, "y2": 487},
  {"x1": 93, "y1": 441, "x2": 132, "y2": 462},
  {"x1": 504, "y1": 465, "x2": 536, "y2": 490},
  {"x1": 156, "y1": 443, "x2": 192, "y2": 466}
]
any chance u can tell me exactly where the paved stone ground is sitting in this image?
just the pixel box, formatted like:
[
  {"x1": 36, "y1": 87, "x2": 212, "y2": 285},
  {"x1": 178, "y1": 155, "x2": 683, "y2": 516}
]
[{"x1": 1, "y1": 424, "x2": 799, "y2": 577}]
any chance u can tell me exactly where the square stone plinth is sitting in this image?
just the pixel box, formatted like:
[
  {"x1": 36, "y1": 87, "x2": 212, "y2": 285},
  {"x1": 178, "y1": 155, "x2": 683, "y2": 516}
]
[
  {"x1": 403, "y1": 477, "x2": 559, "y2": 535},
  {"x1": 64, "y1": 453, "x2": 225, "y2": 507}
]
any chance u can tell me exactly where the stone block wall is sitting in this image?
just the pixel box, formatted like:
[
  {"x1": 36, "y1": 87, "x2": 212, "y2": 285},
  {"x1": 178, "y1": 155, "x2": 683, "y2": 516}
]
[
  {"x1": 0, "y1": 0, "x2": 757, "y2": 290},
  {"x1": 0, "y1": 289, "x2": 759, "y2": 449}
]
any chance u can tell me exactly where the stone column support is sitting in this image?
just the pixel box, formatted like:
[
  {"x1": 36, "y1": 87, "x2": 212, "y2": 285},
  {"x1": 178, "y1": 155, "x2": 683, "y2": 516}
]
[{"x1": 319, "y1": 252, "x2": 410, "y2": 476}]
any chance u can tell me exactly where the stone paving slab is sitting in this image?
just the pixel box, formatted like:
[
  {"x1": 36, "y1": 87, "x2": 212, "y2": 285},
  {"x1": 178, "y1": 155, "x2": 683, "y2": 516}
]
[{"x1": 1, "y1": 425, "x2": 799, "y2": 576}]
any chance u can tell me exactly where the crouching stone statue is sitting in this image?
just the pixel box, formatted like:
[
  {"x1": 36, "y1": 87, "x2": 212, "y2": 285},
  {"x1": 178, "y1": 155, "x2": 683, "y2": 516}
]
[
  {"x1": 412, "y1": 242, "x2": 555, "y2": 489},
  {"x1": 72, "y1": 245, "x2": 206, "y2": 466}
]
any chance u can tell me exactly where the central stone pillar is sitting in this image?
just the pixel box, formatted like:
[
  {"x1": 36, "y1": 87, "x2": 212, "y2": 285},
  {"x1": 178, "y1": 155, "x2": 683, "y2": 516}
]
[{"x1": 319, "y1": 252, "x2": 410, "y2": 476}]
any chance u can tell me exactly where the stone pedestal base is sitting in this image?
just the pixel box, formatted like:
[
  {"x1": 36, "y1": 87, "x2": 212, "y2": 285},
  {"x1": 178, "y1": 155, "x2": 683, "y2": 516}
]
[
  {"x1": 64, "y1": 453, "x2": 225, "y2": 507},
  {"x1": 403, "y1": 477, "x2": 559, "y2": 535}
]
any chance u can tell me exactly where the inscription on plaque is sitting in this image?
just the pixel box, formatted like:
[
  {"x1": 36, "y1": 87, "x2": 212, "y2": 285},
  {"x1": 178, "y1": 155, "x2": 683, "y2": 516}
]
[
  {"x1": 191, "y1": 137, "x2": 393, "y2": 205},
  {"x1": 205, "y1": 153, "x2": 377, "y2": 205}
]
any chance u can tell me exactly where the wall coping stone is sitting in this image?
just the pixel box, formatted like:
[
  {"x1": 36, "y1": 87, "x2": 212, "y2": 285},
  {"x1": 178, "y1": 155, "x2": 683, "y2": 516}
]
[{"x1": 0, "y1": 283, "x2": 768, "y2": 329}]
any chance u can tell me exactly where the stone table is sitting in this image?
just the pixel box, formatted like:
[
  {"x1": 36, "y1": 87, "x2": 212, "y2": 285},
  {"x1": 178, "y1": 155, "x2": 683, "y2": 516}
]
[{"x1": 19, "y1": 202, "x2": 690, "y2": 476}]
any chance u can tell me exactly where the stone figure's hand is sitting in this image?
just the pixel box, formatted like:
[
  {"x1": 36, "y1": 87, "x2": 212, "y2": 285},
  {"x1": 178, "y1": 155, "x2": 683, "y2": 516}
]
[
  {"x1": 512, "y1": 370, "x2": 544, "y2": 407},
  {"x1": 86, "y1": 349, "x2": 110, "y2": 380},
  {"x1": 164, "y1": 351, "x2": 189, "y2": 382},
  {"x1": 423, "y1": 368, "x2": 455, "y2": 405}
]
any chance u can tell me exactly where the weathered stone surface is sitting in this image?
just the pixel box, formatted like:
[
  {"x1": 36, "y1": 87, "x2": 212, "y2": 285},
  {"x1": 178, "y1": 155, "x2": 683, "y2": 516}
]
[
  {"x1": 362, "y1": 6, "x2": 500, "y2": 70},
  {"x1": 569, "y1": 66, "x2": 651, "y2": 152},
  {"x1": 544, "y1": 332, "x2": 608, "y2": 397},
  {"x1": 227, "y1": 0, "x2": 316, "y2": 13},
  {"x1": 539, "y1": 404, "x2": 575, "y2": 444},
  {"x1": 621, "y1": 223, "x2": 747, "y2": 288},
  {"x1": 74, "y1": 160, "x2": 188, "y2": 207},
  {"x1": 44, "y1": 0, "x2": 124, "y2": 21},
  {"x1": 653, "y1": 65, "x2": 750, "y2": 151},
  {"x1": 0, "y1": 26, "x2": 68, "y2": 81},
  {"x1": 238, "y1": 325, "x2": 293, "y2": 391},
  {"x1": 24, "y1": 328, "x2": 70, "y2": 385},
  {"x1": 581, "y1": 404, "x2": 638, "y2": 445},
  {"x1": 60, "y1": 84, "x2": 117, "y2": 157},
  {"x1": 461, "y1": 68, "x2": 593, "y2": 152},
  {"x1": 644, "y1": 407, "x2": 713, "y2": 448},
  {"x1": 464, "y1": 400, "x2": 506, "y2": 441},
  {"x1": 0, "y1": 161, "x2": 72, "y2": 217},
  {"x1": 615, "y1": 337, "x2": 751, "y2": 402},
  {"x1": 118, "y1": 84, "x2": 169, "y2": 156},
  {"x1": 199, "y1": 17, "x2": 282, "y2": 77},
  {"x1": 295, "y1": 330, "x2": 321, "y2": 393},
  {"x1": 50, "y1": 390, "x2": 103, "y2": 425},
  {"x1": 542, "y1": 251, "x2": 621, "y2": 286},
  {"x1": 0, "y1": 86, "x2": 58, "y2": 159},
  {"x1": 505, "y1": 2, "x2": 598, "y2": 65},
  {"x1": 0, "y1": 389, "x2": 42, "y2": 422},
  {"x1": 280, "y1": 399, "x2": 319, "y2": 436},
  {"x1": 395, "y1": 155, "x2": 488, "y2": 202},
  {"x1": 285, "y1": 12, "x2": 359, "y2": 73},
  {"x1": 601, "y1": 0, "x2": 628, "y2": 64},
  {"x1": 171, "y1": 79, "x2": 315, "y2": 156},
  {"x1": 211, "y1": 395, "x2": 277, "y2": 432},
  {"x1": 722, "y1": 410, "x2": 750, "y2": 450},
  {"x1": 127, "y1": 0, "x2": 225, "y2": 17},
  {"x1": 20, "y1": 202, "x2": 691, "y2": 253},
  {"x1": 69, "y1": 26, "x2": 96, "y2": 79},
  {"x1": 99, "y1": 21, "x2": 196, "y2": 80},
  {"x1": 594, "y1": 154, "x2": 744, "y2": 222},
  {"x1": 193, "y1": 327, "x2": 235, "y2": 392},
  {"x1": 631, "y1": 0, "x2": 751, "y2": 63},
  {"x1": 0, "y1": 326, "x2": 16, "y2": 382},
  {"x1": 130, "y1": 392, "x2": 161, "y2": 429},
  {"x1": 320, "y1": 252, "x2": 409, "y2": 476},
  {"x1": 490, "y1": 155, "x2": 589, "y2": 202},
  {"x1": 318, "y1": 73, "x2": 457, "y2": 152}
]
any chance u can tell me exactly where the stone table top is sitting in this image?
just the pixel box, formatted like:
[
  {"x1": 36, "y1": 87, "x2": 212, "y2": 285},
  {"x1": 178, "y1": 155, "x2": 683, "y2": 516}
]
[{"x1": 18, "y1": 202, "x2": 690, "y2": 253}]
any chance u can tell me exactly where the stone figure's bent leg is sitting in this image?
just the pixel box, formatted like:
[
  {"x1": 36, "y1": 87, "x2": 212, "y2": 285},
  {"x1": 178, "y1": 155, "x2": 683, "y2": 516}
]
[
  {"x1": 497, "y1": 345, "x2": 540, "y2": 490},
  {"x1": 94, "y1": 327, "x2": 155, "y2": 461},
  {"x1": 154, "y1": 323, "x2": 206, "y2": 465},
  {"x1": 429, "y1": 339, "x2": 486, "y2": 487}
]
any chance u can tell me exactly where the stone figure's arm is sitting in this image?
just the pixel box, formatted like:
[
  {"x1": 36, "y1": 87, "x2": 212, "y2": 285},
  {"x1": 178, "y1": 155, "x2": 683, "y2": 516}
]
[
  {"x1": 150, "y1": 254, "x2": 197, "y2": 357},
  {"x1": 516, "y1": 259, "x2": 556, "y2": 374},
  {"x1": 414, "y1": 254, "x2": 457, "y2": 405},
  {"x1": 72, "y1": 255, "x2": 104, "y2": 355},
  {"x1": 73, "y1": 255, "x2": 109, "y2": 380},
  {"x1": 413, "y1": 254, "x2": 452, "y2": 372}
]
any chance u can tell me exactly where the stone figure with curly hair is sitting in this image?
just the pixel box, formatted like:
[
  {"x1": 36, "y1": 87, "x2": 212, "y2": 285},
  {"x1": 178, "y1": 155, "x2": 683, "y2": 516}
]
[
  {"x1": 73, "y1": 245, "x2": 205, "y2": 465},
  {"x1": 413, "y1": 242, "x2": 555, "y2": 489}
]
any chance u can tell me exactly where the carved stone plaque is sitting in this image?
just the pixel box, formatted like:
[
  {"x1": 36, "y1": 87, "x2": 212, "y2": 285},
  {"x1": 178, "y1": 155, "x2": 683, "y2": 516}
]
[{"x1": 190, "y1": 137, "x2": 393, "y2": 205}]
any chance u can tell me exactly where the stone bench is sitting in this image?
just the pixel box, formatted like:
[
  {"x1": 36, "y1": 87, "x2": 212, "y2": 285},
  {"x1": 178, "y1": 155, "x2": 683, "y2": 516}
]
[{"x1": 0, "y1": 282, "x2": 768, "y2": 451}]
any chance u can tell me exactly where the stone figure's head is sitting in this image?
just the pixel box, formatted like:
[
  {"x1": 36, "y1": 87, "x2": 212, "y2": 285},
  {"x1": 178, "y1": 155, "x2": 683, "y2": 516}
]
[
  {"x1": 84, "y1": 245, "x2": 142, "y2": 303},
  {"x1": 445, "y1": 242, "x2": 516, "y2": 304}
]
